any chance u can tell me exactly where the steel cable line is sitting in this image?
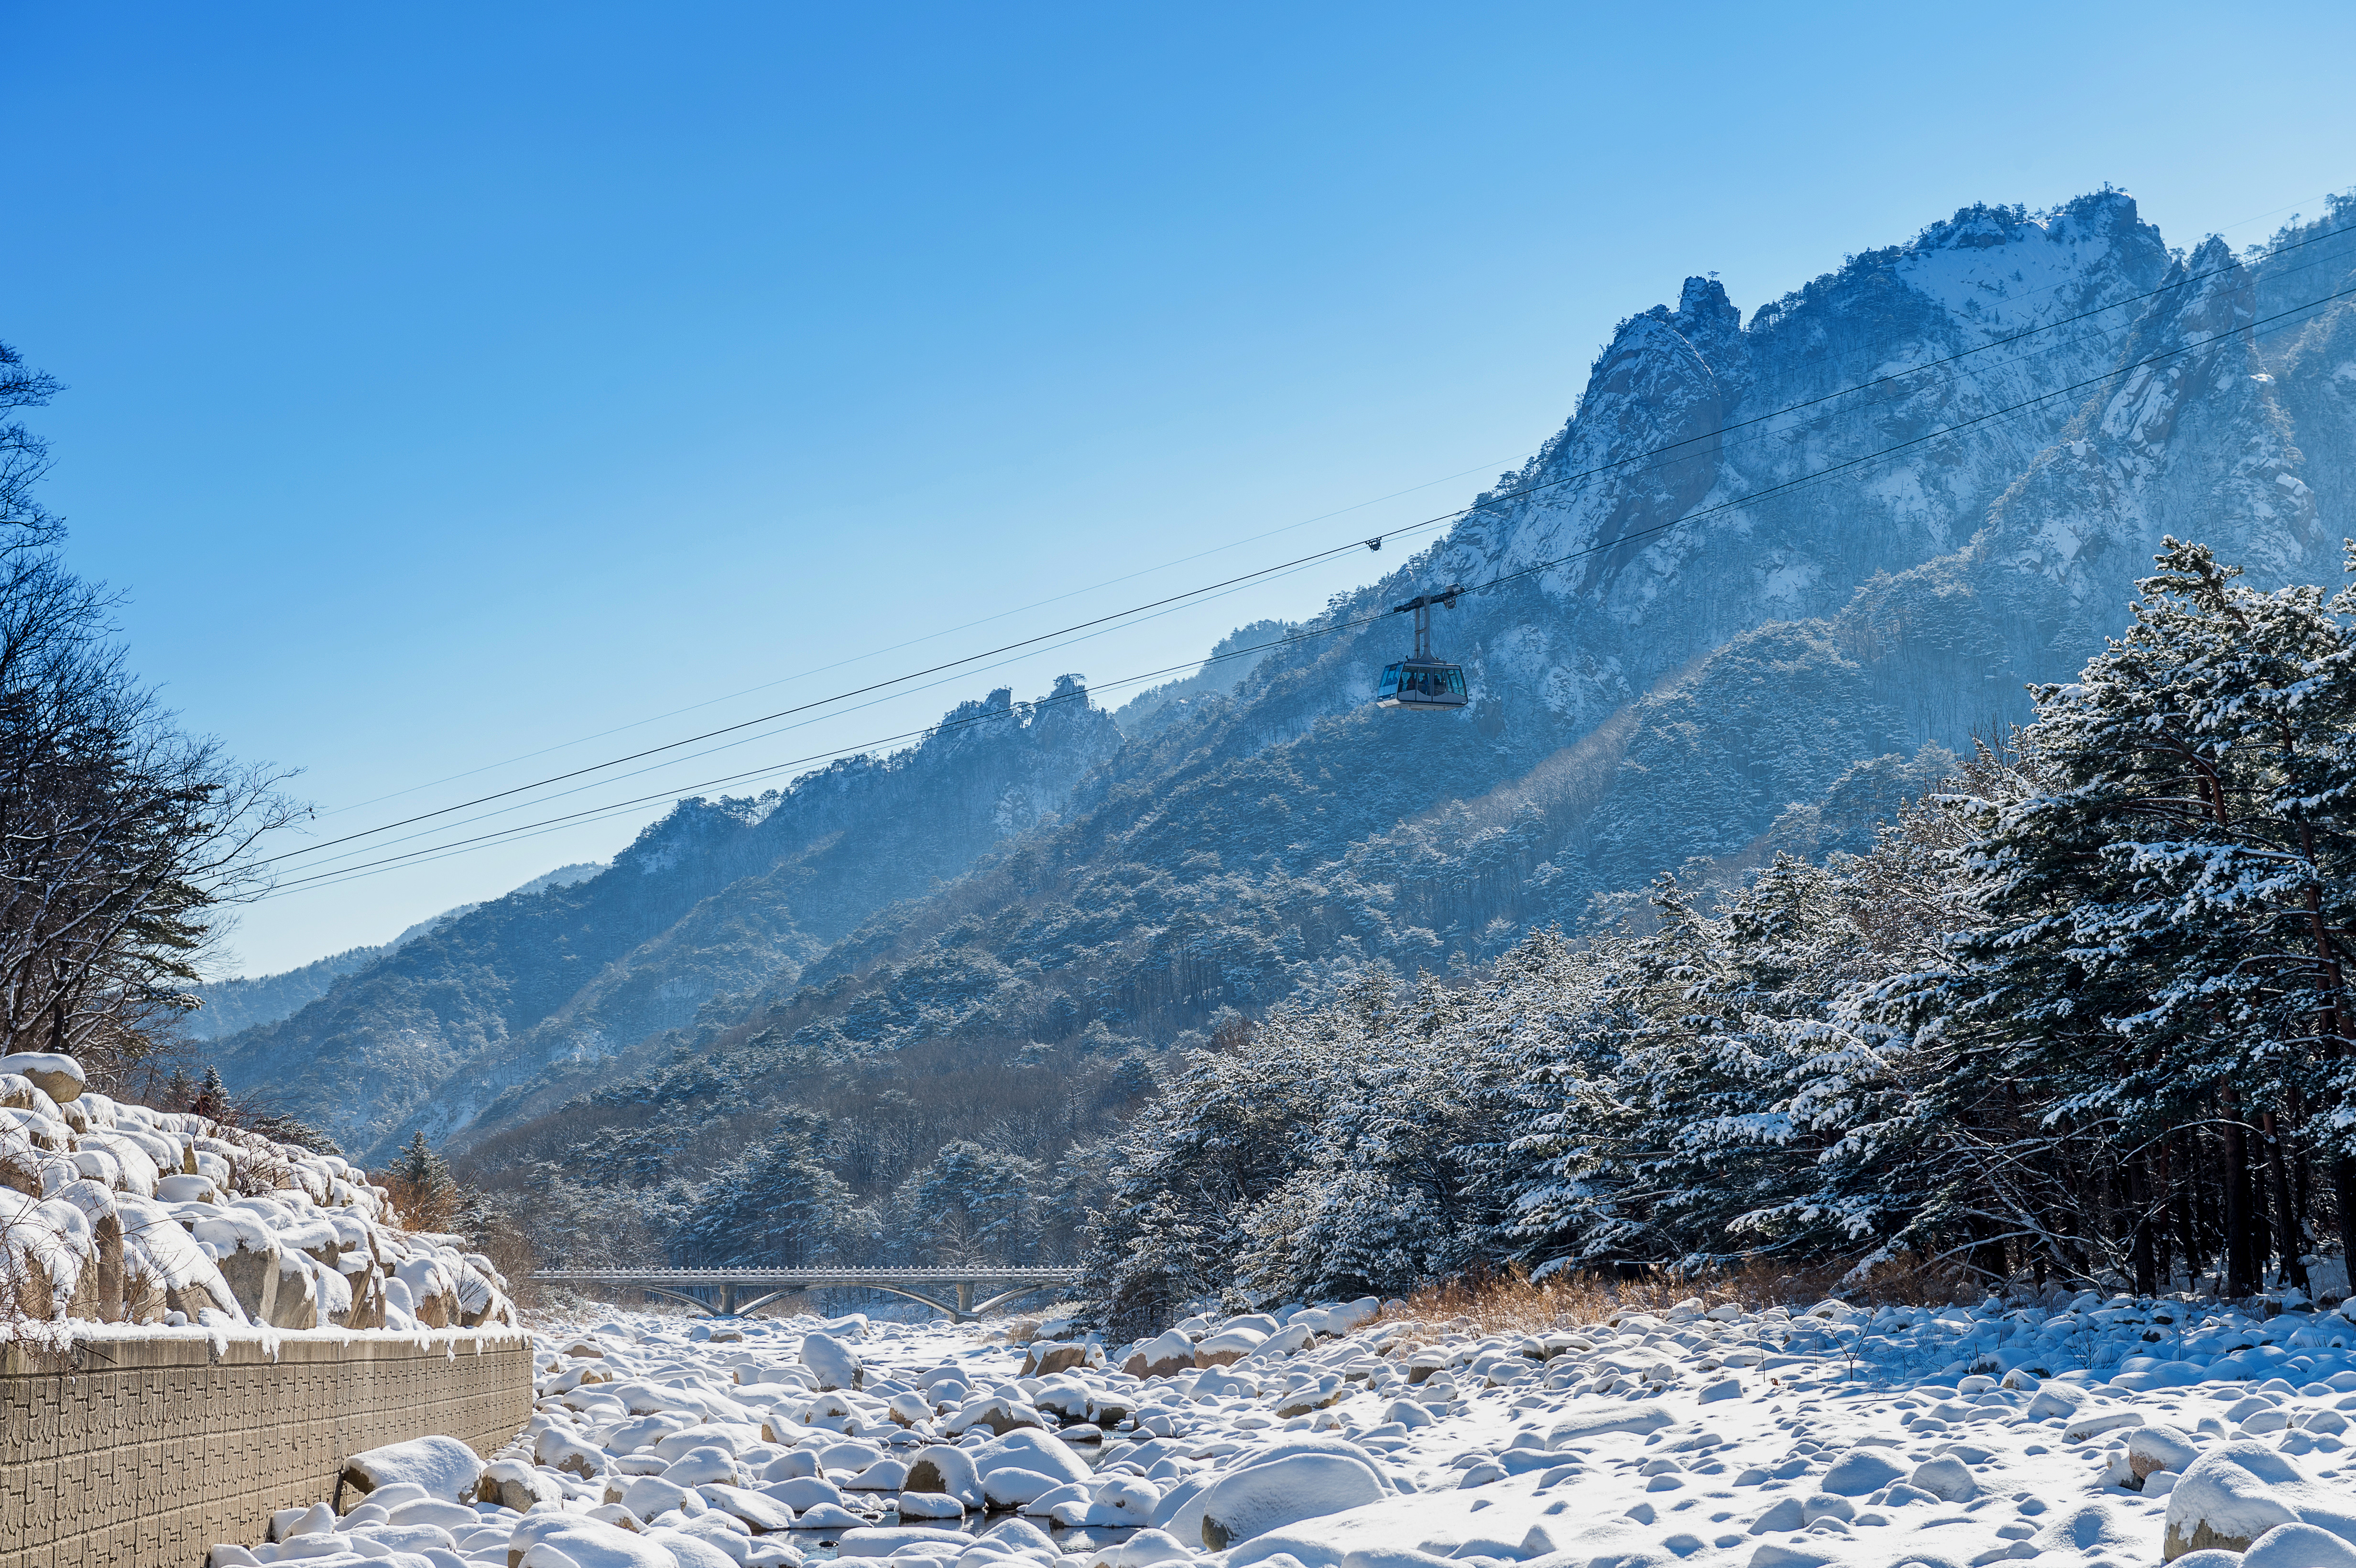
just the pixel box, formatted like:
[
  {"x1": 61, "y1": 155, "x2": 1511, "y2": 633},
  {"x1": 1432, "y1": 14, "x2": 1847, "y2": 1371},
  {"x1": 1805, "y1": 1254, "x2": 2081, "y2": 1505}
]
[
  {"x1": 274, "y1": 549, "x2": 1352, "y2": 879},
  {"x1": 259, "y1": 218, "x2": 2356, "y2": 875},
  {"x1": 308, "y1": 453, "x2": 1527, "y2": 822},
  {"x1": 255, "y1": 270, "x2": 2356, "y2": 902},
  {"x1": 274, "y1": 272, "x2": 2205, "y2": 882}
]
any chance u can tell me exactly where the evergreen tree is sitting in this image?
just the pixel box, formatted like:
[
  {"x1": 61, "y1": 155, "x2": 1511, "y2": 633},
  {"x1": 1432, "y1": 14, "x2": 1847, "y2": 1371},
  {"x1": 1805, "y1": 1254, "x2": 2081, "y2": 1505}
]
[
  {"x1": 189, "y1": 1064, "x2": 229, "y2": 1120},
  {"x1": 1884, "y1": 541, "x2": 2356, "y2": 1294},
  {"x1": 671, "y1": 1111, "x2": 850, "y2": 1268},
  {"x1": 894, "y1": 1141, "x2": 1038, "y2": 1265}
]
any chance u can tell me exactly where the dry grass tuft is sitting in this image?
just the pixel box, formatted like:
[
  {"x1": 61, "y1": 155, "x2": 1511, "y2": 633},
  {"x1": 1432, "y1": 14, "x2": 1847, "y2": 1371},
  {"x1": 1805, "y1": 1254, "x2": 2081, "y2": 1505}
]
[{"x1": 1375, "y1": 1255, "x2": 1988, "y2": 1335}]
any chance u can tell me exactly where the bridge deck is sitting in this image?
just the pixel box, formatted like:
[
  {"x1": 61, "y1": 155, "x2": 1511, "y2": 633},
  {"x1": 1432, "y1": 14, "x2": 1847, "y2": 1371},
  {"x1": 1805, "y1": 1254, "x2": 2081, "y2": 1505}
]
[
  {"x1": 530, "y1": 1266, "x2": 1081, "y2": 1322},
  {"x1": 532, "y1": 1268, "x2": 1080, "y2": 1283}
]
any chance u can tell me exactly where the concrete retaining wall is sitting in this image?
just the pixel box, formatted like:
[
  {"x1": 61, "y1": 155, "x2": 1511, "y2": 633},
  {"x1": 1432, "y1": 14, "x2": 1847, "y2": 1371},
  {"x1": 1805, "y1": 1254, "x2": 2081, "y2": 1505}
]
[{"x1": 0, "y1": 1327, "x2": 533, "y2": 1568}]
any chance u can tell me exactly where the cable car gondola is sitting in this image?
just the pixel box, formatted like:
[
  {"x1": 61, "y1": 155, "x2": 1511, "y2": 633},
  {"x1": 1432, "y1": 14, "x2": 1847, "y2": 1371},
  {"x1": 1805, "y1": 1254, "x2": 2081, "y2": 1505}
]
[{"x1": 1374, "y1": 585, "x2": 1468, "y2": 710}]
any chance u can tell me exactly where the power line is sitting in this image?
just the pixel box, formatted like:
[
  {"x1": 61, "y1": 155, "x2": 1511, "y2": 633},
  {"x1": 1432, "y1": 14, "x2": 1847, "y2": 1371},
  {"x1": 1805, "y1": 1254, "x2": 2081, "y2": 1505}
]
[
  {"x1": 307, "y1": 452, "x2": 1527, "y2": 822},
  {"x1": 262, "y1": 216, "x2": 2356, "y2": 878},
  {"x1": 255, "y1": 266, "x2": 2356, "y2": 902},
  {"x1": 274, "y1": 548, "x2": 1350, "y2": 880}
]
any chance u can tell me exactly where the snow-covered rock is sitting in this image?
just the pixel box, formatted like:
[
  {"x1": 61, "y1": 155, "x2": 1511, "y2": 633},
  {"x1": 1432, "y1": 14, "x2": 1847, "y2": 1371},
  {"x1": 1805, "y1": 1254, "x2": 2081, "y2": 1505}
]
[
  {"x1": 901, "y1": 1443, "x2": 984, "y2": 1507},
  {"x1": 1019, "y1": 1339, "x2": 1100, "y2": 1376},
  {"x1": 2244, "y1": 1522, "x2": 2356, "y2": 1568},
  {"x1": 2165, "y1": 1443, "x2": 2356, "y2": 1558},
  {"x1": 1195, "y1": 1452, "x2": 1388, "y2": 1549},
  {"x1": 1124, "y1": 1329, "x2": 1196, "y2": 1379},
  {"x1": 1194, "y1": 1327, "x2": 1267, "y2": 1368},
  {"x1": 1, "y1": 1052, "x2": 85, "y2": 1103},
  {"x1": 799, "y1": 1332, "x2": 862, "y2": 1391},
  {"x1": 341, "y1": 1435, "x2": 484, "y2": 1503}
]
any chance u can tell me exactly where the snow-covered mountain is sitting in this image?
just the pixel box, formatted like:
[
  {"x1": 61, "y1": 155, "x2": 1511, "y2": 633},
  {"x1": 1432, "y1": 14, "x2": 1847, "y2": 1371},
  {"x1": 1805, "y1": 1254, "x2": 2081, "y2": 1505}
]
[
  {"x1": 210, "y1": 190, "x2": 2356, "y2": 1210},
  {"x1": 211, "y1": 681, "x2": 1119, "y2": 1157},
  {"x1": 185, "y1": 863, "x2": 606, "y2": 1040}
]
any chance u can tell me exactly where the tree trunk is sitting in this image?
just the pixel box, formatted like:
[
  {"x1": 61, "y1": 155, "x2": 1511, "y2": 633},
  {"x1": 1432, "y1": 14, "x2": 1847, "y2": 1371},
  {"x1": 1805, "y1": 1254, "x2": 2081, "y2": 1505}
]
[
  {"x1": 2333, "y1": 1158, "x2": 2356, "y2": 1300},
  {"x1": 2265, "y1": 1110, "x2": 2310, "y2": 1293},
  {"x1": 2129, "y1": 1152, "x2": 2159, "y2": 1296},
  {"x1": 2223, "y1": 1088, "x2": 2261, "y2": 1297},
  {"x1": 2175, "y1": 1132, "x2": 2207, "y2": 1291}
]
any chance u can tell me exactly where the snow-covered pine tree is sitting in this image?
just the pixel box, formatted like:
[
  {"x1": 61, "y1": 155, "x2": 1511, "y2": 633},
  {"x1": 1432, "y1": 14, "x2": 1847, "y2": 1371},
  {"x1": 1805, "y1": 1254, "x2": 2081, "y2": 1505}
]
[
  {"x1": 1883, "y1": 541, "x2": 2356, "y2": 1294},
  {"x1": 1235, "y1": 972, "x2": 1508, "y2": 1302},
  {"x1": 1081, "y1": 997, "x2": 1370, "y2": 1332},
  {"x1": 892, "y1": 1140, "x2": 1039, "y2": 1265},
  {"x1": 671, "y1": 1111, "x2": 851, "y2": 1268}
]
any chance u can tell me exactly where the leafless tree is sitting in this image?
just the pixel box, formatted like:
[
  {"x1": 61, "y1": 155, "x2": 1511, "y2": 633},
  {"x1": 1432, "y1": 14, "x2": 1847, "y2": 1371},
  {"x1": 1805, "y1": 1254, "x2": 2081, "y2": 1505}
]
[{"x1": 0, "y1": 341, "x2": 304, "y2": 1084}]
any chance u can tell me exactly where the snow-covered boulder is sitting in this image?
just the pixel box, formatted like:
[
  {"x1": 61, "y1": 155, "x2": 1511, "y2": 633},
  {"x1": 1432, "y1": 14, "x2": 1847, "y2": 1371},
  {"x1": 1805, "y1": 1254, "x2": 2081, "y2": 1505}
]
[
  {"x1": 1244, "y1": 1322, "x2": 1315, "y2": 1361},
  {"x1": 508, "y1": 1514, "x2": 676, "y2": 1568},
  {"x1": 2165, "y1": 1443, "x2": 2356, "y2": 1559},
  {"x1": 801, "y1": 1331, "x2": 862, "y2": 1390},
  {"x1": 985, "y1": 1467, "x2": 1067, "y2": 1507},
  {"x1": 1083, "y1": 1527, "x2": 1196, "y2": 1568},
  {"x1": 1908, "y1": 1456, "x2": 1975, "y2": 1502},
  {"x1": 0, "y1": 1187, "x2": 93, "y2": 1320},
  {"x1": 833, "y1": 1526, "x2": 973, "y2": 1557},
  {"x1": 341, "y1": 1435, "x2": 484, "y2": 1504},
  {"x1": 1124, "y1": 1329, "x2": 1196, "y2": 1379},
  {"x1": 477, "y1": 1456, "x2": 563, "y2": 1511},
  {"x1": 902, "y1": 1443, "x2": 984, "y2": 1507},
  {"x1": 1195, "y1": 1451, "x2": 1386, "y2": 1549},
  {"x1": 972, "y1": 1426, "x2": 1092, "y2": 1484},
  {"x1": 695, "y1": 1483, "x2": 795, "y2": 1532},
  {"x1": 760, "y1": 1475, "x2": 844, "y2": 1511},
  {"x1": 662, "y1": 1445, "x2": 742, "y2": 1488},
  {"x1": 1819, "y1": 1448, "x2": 1908, "y2": 1495},
  {"x1": 2131, "y1": 1424, "x2": 2201, "y2": 1484},
  {"x1": 944, "y1": 1393, "x2": 1045, "y2": 1436},
  {"x1": 1545, "y1": 1403, "x2": 1670, "y2": 1446},
  {"x1": 2243, "y1": 1523, "x2": 2356, "y2": 1567},
  {"x1": 1195, "y1": 1326, "x2": 1267, "y2": 1367},
  {"x1": 536, "y1": 1426, "x2": 607, "y2": 1479},
  {"x1": 619, "y1": 1474, "x2": 698, "y2": 1518},
  {"x1": 0, "y1": 1052, "x2": 85, "y2": 1104},
  {"x1": 1021, "y1": 1339, "x2": 1101, "y2": 1376}
]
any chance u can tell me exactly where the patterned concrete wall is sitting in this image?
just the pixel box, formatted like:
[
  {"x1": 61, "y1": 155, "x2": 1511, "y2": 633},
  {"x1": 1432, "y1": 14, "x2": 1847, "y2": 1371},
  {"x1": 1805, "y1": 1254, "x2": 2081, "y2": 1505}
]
[{"x1": 0, "y1": 1328, "x2": 533, "y2": 1568}]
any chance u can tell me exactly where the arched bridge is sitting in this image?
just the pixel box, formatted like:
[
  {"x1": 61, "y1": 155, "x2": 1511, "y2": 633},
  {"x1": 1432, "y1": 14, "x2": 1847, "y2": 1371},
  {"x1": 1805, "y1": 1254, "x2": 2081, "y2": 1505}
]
[{"x1": 531, "y1": 1266, "x2": 1082, "y2": 1323}]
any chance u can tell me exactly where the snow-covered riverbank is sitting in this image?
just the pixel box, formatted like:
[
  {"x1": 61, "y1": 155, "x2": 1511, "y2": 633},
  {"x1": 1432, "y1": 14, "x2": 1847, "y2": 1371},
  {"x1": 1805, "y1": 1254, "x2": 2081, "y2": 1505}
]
[{"x1": 212, "y1": 1290, "x2": 2356, "y2": 1568}]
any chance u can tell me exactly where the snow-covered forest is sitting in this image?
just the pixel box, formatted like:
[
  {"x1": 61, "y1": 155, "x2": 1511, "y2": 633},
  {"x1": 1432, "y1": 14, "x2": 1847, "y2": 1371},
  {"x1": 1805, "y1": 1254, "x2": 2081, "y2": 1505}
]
[{"x1": 1084, "y1": 540, "x2": 2356, "y2": 1328}]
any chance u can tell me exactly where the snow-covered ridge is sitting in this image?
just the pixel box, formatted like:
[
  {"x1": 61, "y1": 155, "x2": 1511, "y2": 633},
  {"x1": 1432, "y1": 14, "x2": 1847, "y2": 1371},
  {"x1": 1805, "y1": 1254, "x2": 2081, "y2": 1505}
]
[
  {"x1": 0, "y1": 1050, "x2": 514, "y2": 1334},
  {"x1": 206, "y1": 1285, "x2": 2356, "y2": 1568}
]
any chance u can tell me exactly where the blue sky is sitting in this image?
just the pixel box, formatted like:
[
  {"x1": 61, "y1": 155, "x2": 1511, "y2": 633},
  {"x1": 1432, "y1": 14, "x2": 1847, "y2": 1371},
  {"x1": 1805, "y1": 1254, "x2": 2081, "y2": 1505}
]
[{"x1": 6, "y1": 2, "x2": 2352, "y2": 974}]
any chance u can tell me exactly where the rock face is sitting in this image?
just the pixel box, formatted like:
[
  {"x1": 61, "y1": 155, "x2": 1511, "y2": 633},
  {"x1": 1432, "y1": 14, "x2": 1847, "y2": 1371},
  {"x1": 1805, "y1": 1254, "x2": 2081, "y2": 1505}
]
[{"x1": 209, "y1": 681, "x2": 1124, "y2": 1163}]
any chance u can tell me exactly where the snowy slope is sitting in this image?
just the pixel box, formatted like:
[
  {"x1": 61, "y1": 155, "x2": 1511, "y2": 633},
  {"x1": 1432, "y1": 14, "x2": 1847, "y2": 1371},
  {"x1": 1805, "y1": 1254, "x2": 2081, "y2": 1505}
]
[{"x1": 210, "y1": 681, "x2": 1120, "y2": 1162}]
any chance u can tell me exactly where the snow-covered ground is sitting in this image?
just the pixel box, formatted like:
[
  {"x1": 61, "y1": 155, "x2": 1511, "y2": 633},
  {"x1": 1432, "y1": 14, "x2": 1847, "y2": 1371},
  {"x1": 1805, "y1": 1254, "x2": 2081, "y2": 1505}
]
[{"x1": 211, "y1": 1290, "x2": 2356, "y2": 1568}]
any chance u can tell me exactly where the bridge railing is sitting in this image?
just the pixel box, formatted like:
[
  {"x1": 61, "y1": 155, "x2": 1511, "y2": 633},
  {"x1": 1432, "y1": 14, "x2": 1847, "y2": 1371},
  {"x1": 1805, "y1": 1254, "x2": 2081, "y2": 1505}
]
[{"x1": 529, "y1": 1265, "x2": 1084, "y2": 1322}]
